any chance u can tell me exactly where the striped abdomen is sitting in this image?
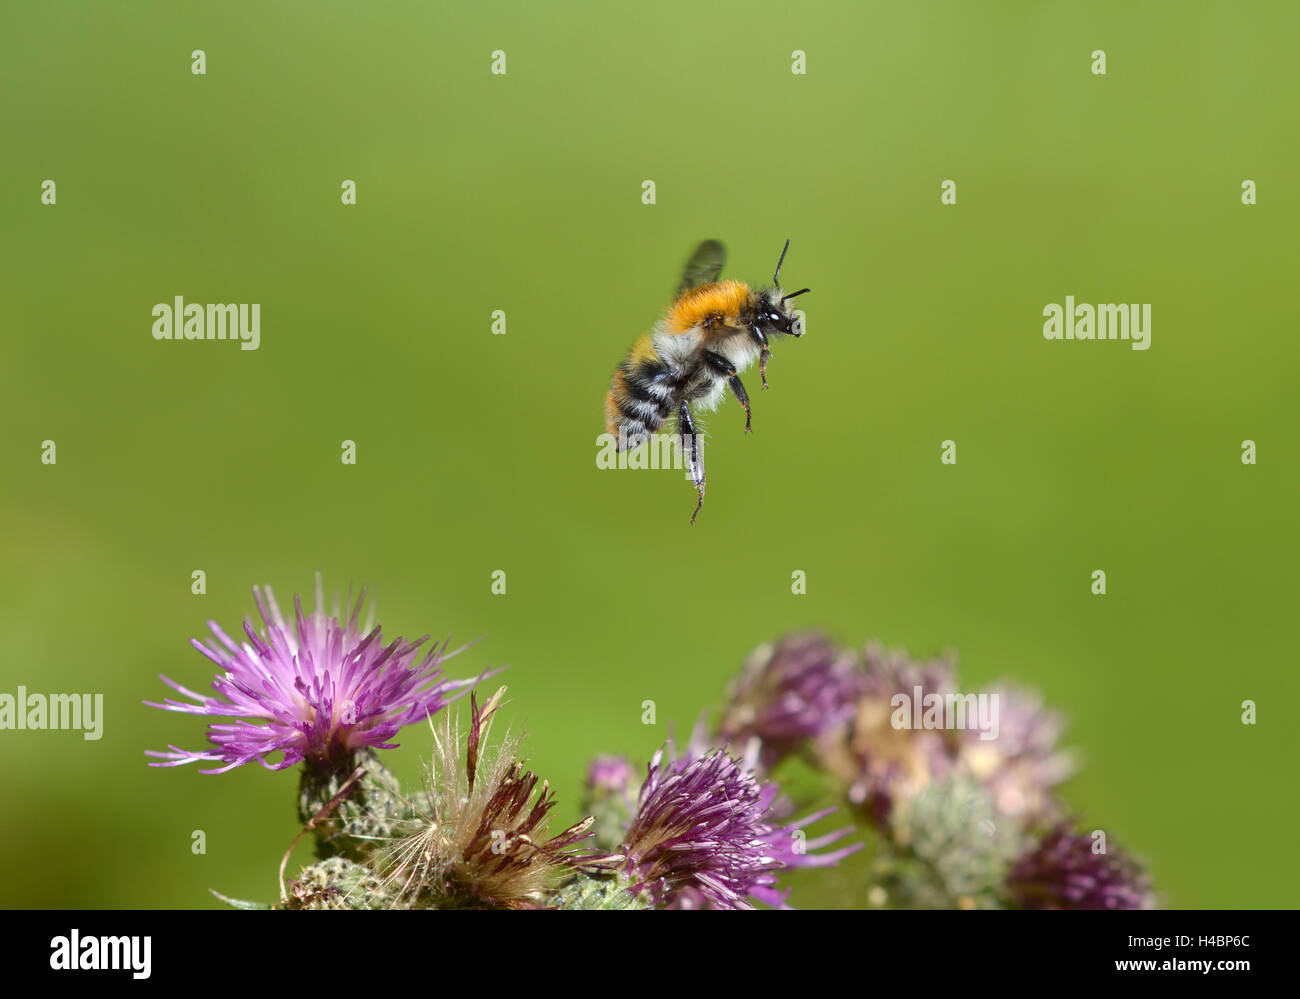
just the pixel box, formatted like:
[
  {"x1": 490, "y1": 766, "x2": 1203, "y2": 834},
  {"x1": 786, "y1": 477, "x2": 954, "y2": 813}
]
[{"x1": 605, "y1": 334, "x2": 677, "y2": 451}]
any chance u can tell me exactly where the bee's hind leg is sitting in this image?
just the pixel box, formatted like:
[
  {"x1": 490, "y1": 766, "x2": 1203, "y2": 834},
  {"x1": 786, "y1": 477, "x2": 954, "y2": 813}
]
[
  {"x1": 678, "y1": 401, "x2": 706, "y2": 524},
  {"x1": 703, "y1": 350, "x2": 751, "y2": 433}
]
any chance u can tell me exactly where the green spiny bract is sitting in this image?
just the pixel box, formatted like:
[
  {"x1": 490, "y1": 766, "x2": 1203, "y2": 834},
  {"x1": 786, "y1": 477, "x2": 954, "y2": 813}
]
[
  {"x1": 281, "y1": 857, "x2": 394, "y2": 910},
  {"x1": 297, "y1": 749, "x2": 417, "y2": 864},
  {"x1": 552, "y1": 873, "x2": 648, "y2": 910},
  {"x1": 880, "y1": 774, "x2": 1025, "y2": 909}
]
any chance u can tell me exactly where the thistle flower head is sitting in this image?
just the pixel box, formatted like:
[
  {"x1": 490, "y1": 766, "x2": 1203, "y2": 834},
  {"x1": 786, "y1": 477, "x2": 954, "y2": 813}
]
[
  {"x1": 620, "y1": 735, "x2": 860, "y2": 909},
  {"x1": 145, "y1": 576, "x2": 498, "y2": 774},
  {"x1": 582, "y1": 755, "x2": 640, "y2": 852},
  {"x1": 381, "y1": 687, "x2": 619, "y2": 909},
  {"x1": 719, "y1": 632, "x2": 863, "y2": 769},
  {"x1": 818, "y1": 642, "x2": 958, "y2": 821},
  {"x1": 586, "y1": 755, "x2": 637, "y2": 799},
  {"x1": 958, "y1": 685, "x2": 1077, "y2": 823},
  {"x1": 1008, "y1": 823, "x2": 1153, "y2": 910},
  {"x1": 857, "y1": 641, "x2": 958, "y2": 704},
  {"x1": 885, "y1": 774, "x2": 1026, "y2": 909}
]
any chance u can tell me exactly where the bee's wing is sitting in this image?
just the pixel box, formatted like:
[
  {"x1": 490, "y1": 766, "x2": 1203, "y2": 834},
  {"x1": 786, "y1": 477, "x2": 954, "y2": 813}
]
[{"x1": 675, "y1": 239, "x2": 726, "y2": 298}]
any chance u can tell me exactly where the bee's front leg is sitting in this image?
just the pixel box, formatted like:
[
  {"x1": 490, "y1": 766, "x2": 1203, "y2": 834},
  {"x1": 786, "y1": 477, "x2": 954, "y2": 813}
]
[
  {"x1": 750, "y1": 327, "x2": 771, "y2": 389},
  {"x1": 703, "y1": 350, "x2": 751, "y2": 433},
  {"x1": 678, "y1": 401, "x2": 706, "y2": 524}
]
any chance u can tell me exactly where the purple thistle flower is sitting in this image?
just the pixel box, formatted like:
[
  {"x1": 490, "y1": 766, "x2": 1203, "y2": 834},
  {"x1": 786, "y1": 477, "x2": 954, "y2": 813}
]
[
  {"x1": 582, "y1": 755, "x2": 640, "y2": 852},
  {"x1": 858, "y1": 640, "x2": 958, "y2": 704},
  {"x1": 145, "y1": 577, "x2": 500, "y2": 774},
  {"x1": 620, "y1": 737, "x2": 860, "y2": 909},
  {"x1": 719, "y1": 632, "x2": 864, "y2": 769},
  {"x1": 1008, "y1": 823, "x2": 1153, "y2": 910},
  {"x1": 958, "y1": 684, "x2": 1077, "y2": 823},
  {"x1": 586, "y1": 755, "x2": 637, "y2": 799},
  {"x1": 818, "y1": 642, "x2": 959, "y2": 822}
]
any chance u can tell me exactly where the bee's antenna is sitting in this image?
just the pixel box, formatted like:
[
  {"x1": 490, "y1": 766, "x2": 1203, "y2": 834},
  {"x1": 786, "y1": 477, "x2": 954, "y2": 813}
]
[
  {"x1": 780, "y1": 287, "x2": 810, "y2": 303},
  {"x1": 772, "y1": 238, "x2": 791, "y2": 289}
]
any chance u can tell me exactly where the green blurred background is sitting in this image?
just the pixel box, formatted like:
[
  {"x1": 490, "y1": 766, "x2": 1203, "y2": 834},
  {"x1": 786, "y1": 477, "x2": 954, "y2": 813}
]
[{"x1": 1, "y1": 2, "x2": 1296, "y2": 909}]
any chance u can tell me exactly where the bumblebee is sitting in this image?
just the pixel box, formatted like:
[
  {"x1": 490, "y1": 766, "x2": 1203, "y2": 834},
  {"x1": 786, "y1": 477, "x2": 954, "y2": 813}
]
[{"x1": 604, "y1": 239, "x2": 809, "y2": 523}]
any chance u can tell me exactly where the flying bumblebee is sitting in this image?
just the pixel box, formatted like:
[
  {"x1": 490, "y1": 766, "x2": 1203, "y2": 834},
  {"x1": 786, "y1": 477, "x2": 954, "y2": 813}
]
[{"x1": 604, "y1": 239, "x2": 809, "y2": 523}]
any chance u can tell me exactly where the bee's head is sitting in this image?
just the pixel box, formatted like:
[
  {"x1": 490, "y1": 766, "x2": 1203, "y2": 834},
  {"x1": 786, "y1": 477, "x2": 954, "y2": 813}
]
[
  {"x1": 755, "y1": 289, "x2": 806, "y2": 338},
  {"x1": 755, "y1": 239, "x2": 809, "y2": 339}
]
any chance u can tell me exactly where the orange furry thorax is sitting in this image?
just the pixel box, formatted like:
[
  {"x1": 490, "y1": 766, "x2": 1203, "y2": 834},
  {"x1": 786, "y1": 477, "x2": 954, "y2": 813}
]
[{"x1": 664, "y1": 280, "x2": 755, "y2": 335}]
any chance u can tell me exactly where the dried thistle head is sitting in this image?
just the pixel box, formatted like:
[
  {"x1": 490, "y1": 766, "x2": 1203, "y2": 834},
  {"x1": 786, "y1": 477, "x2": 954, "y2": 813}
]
[{"x1": 380, "y1": 686, "x2": 619, "y2": 909}]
